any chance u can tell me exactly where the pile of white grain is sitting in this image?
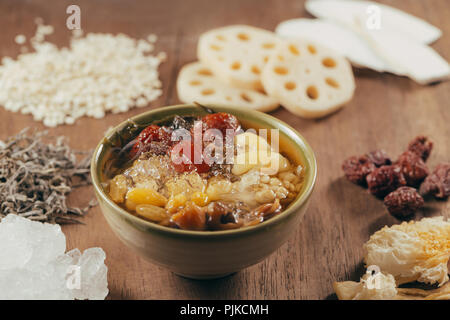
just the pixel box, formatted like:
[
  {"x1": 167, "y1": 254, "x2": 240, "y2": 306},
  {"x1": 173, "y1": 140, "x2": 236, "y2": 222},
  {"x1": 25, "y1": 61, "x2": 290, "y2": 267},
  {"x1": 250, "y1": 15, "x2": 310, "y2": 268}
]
[{"x1": 0, "y1": 20, "x2": 166, "y2": 127}]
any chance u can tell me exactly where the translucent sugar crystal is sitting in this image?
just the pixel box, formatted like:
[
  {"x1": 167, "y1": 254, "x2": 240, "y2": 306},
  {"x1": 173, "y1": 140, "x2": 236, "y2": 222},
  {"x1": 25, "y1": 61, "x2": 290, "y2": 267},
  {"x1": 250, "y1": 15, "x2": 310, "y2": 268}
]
[
  {"x1": 0, "y1": 214, "x2": 66, "y2": 270},
  {"x1": 0, "y1": 214, "x2": 108, "y2": 300}
]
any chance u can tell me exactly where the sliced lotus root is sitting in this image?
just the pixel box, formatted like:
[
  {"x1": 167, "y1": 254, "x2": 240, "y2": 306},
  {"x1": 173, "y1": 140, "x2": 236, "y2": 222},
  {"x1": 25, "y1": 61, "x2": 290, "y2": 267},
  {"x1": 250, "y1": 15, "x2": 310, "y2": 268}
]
[
  {"x1": 197, "y1": 25, "x2": 282, "y2": 91},
  {"x1": 261, "y1": 39, "x2": 355, "y2": 119},
  {"x1": 176, "y1": 62, "x2": 279, "y2": 112}
]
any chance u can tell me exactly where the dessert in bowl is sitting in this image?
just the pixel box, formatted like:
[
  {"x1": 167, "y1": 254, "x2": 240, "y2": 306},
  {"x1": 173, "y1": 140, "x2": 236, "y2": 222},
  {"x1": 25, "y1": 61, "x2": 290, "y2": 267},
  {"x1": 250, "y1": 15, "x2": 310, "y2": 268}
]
[{"x1": 91, "y1": 104, "x2": 316, "y2": 279}]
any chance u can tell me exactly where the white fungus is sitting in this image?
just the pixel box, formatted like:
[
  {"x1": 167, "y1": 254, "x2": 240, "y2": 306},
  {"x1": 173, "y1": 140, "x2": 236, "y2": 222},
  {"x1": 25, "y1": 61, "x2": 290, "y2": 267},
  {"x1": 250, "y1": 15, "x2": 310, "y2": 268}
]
[
  {"x1": 0, "y1": 214, "x2": 108, "y2": 300},
  {"x1": 0, "y1": 22, "x2": 165, "y2": 127}
]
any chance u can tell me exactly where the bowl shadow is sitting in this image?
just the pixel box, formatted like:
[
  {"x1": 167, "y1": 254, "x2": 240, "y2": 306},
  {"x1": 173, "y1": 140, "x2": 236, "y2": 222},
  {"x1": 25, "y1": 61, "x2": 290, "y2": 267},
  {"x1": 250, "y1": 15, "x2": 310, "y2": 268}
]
[{"x1": 171, "y1": 272, "x2": 240, "y2": 300}]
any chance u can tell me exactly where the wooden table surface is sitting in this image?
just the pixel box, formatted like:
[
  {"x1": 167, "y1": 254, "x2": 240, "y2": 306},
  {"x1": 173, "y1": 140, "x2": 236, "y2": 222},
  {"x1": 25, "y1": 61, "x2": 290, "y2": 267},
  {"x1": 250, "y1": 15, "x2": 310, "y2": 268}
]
[{"x1": 0, "y1": 0, "x2": 449, "y2": 300}]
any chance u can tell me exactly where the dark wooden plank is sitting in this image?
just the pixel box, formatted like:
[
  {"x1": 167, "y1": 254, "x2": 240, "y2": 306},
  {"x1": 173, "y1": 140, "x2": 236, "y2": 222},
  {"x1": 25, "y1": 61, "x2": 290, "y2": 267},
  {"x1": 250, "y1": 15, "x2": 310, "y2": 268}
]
[{"x1": 0, "y1": 0, "x2": 448, "y2": 300}]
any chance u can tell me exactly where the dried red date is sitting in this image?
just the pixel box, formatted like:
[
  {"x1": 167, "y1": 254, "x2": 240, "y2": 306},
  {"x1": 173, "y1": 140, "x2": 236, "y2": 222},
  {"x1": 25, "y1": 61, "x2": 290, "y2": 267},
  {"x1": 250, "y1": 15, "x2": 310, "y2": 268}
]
[
  {"x1": 341, "y1": 136, "x2": 446, "y2": 220},
  {"x1": 384, "y1": 187, "x2": 424, "y2": 219},
  {"x1": 130, "y1": 125, "x2": 173, "y2": 157},
  {"x1": 170, "y1": 140, "x2": 211, "y2": 173},
  {"x1": 201, "y1": 112, "x2": 240, "y2": 137},
  {"x1": 366, "y1": 150, "x2": 391, "y2": 167},
  {"x1": 419, "y1": 163, "x2": 450, "y2": 199},
  {"x1": 366, "y1": 165, "x2": 406, "y2": 198},
  {"x1": 342, "y1": 155, "x2": 376, "y2": 186},
  {"x1": 396, "y1": 151, "x2": 429, "y2": 187},
  {"x1": 407, "y1": 136, "x2": 433, "y2": 161}
]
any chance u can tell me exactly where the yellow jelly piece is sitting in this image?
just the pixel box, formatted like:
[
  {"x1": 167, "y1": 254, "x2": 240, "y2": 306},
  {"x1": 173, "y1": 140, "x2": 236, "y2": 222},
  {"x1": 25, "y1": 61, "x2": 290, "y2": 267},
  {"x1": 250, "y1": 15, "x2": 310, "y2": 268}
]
[
  {"x1": 191, "y1": 191, "x2": 210, "y2": 207},
  {"x1": 126, "y1": 188, "x2": 167, "y2": 207},
  {"x1": 166, "y1": 193, "x2": 187, "y2": 214},
  {"x1": 125, "y1": 199, "x2": 137, "y2": 211},
  {"x1": 136, "y1": 204, "x2": 168, "y2": 222}
]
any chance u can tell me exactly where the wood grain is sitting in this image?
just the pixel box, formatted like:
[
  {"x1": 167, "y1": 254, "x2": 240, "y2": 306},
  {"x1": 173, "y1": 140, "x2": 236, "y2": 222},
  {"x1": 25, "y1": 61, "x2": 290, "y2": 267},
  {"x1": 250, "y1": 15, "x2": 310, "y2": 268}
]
[{"x1": 0, "y1": 0, "x2": 448, "y2": 300}]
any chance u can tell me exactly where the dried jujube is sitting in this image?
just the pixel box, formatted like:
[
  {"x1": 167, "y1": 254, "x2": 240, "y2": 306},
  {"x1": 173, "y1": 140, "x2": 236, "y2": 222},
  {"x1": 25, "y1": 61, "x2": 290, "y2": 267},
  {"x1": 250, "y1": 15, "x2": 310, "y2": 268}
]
[
  {"x1": 341, "y1": 135, "x2": 445, "y2": 221},
  {"x1": 130, "y1": 125, "x2": 173, "y2": 157},
  {"x1": 366, "y1": 150, "x2": 391, "y2": 167},
  {"x1": 419, "y1": 163, "x2": 450, "y2": 199},
  {"x1": 396, "y1": 151, "x2": 429, "y2": 187},
  {"x1": 201, "y1": 112, "x2": 240, "y2": 136},
  {"x1": 384, "y1": 187, "x2": 424, "y2": 219},
  {"x1": 366, "y1": 165, "x2": 406, "y2": 198},
  {"x1": 407, "y1": 136, "x2": 433, "y2": 162},
  {"x1": 342, "y1": 155, "x2": 376, "y2": 186}
]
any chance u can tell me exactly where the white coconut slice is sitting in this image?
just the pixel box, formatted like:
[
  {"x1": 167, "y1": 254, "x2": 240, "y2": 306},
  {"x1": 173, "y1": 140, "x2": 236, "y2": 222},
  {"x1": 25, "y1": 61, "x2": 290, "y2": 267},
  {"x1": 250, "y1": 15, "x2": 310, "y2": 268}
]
[
  {"x1": 197, "y1": 25, "x2": 282, "y2": 91},
  {"x1": 357, "y1": 24, "x2": 450, "y2": 84},
  {"x1": 305, "y1": 0, "x2": 442, "y2": 45},
  {"x1": 176, "y1": 61, "x2": 279, "y2": 112},
  {"x1": 261, "y1": 40, "x2": 355, "y2": 119},
  {"x1": 275, "y1": 18, "x2": 388, "y2": 72}
]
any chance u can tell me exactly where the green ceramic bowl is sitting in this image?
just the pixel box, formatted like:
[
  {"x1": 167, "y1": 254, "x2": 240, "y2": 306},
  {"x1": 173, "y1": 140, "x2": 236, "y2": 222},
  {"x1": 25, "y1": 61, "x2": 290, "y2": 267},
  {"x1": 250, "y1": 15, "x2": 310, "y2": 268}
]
[{"x1": 91, "y1": 104, "x2": 317, "y2": 279}]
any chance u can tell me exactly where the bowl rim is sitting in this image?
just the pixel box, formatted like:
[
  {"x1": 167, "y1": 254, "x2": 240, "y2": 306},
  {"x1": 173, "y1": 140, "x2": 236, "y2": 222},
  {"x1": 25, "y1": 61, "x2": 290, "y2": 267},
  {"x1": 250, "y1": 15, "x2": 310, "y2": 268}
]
[{"x1": 91, "y1": 104, "x2": 317, "y2": 239}]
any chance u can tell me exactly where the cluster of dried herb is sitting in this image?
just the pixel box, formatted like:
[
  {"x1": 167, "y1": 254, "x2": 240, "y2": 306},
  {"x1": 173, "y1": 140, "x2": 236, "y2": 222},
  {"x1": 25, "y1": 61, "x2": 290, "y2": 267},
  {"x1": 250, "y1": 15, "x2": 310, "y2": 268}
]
[{"x1": 0, "y1": 129, "x2": 95, "y2": 223}]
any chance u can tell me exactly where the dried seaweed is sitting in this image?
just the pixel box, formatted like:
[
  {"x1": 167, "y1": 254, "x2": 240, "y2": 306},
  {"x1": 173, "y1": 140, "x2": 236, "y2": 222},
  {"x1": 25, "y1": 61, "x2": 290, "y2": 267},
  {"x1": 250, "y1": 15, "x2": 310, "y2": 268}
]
[{"x1": 0, "y1": 129, "x2": 95, "y2": 224}]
